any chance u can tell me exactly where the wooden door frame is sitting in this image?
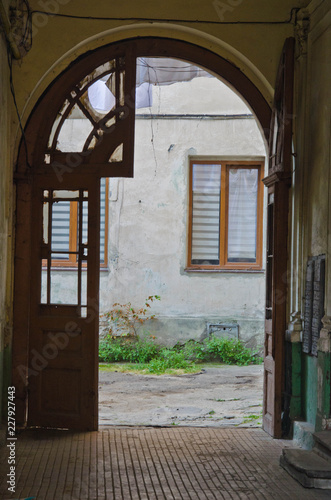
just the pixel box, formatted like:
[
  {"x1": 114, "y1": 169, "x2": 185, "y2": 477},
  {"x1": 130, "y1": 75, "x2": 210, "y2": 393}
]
[
  {"x1": 262, "y1": 38, "x2": 294, "y2": 438},
  {"x1": 12, "y1": 36, "x2": 272, "y2": 428}
]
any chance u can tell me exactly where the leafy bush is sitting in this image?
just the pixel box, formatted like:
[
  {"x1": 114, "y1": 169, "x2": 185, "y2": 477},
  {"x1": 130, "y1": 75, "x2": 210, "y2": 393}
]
[
  {"x1": 174, "y1": 336, "x2": 261, "y2": 366},
  {"x1": 203, "y1": 336, "x2": 256, "y2": 365},
  {"x1": 99, "y1": 336, "x2": 160, "y2": 363}
]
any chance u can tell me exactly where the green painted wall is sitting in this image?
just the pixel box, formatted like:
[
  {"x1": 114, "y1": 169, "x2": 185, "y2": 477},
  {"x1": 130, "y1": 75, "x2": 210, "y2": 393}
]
[
  {"x1": 302, "y1": 354, "x2": 318, "y2": 426},
  {"x1": 316, "y1": 351, "x2": 331, "y2": 430},
  {"x1": 301, "y1": 351, "x2": 330, "y2": 431},
  {"x1": 290, "y1": 342, "x2": 302, "y2": 420}
]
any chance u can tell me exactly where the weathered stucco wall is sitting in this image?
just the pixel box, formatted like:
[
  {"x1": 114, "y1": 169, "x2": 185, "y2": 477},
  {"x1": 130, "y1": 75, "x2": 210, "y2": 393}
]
[
  {"x1": 46, "y1": 76, "x2": 266, "y2": 347},
  {"x1": 292, "y1": 0, "x2": 331, "y2": 432}
]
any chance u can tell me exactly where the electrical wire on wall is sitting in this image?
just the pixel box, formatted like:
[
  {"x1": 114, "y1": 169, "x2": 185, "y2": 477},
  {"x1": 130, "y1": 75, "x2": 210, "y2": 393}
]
[
  {"x1": 29, "y1": 7, "x2": 301, "y2": 26},
  {"x1": 6, "y1": 49, "x2": 31, "y2": 169},
  {"x1": 1, "y1": 0, "x2": 33, "y2": 168}
]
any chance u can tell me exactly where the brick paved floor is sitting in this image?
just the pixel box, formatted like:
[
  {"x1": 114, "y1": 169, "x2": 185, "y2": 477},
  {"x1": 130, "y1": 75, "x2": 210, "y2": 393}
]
[{"x1": 0, "y1": 427, "x2": 330, "y2": 500}]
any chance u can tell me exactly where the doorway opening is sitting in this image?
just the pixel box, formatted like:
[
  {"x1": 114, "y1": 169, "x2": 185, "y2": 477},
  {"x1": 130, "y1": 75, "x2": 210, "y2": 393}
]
[{"x1": 93, "y1": 58, "x2": 267, "y2": 427}]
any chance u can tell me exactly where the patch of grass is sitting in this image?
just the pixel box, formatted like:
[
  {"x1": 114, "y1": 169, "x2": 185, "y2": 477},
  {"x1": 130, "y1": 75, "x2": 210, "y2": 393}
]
[
  {"x1": 147, "y1": 348, "x2": 196, "y2": 374},
  {"x1": 99, "y1": 362, "x2": 199, "y2": 376},
  {"x1": 99, "y1": 334, "x2": 262, "y2": 375}
]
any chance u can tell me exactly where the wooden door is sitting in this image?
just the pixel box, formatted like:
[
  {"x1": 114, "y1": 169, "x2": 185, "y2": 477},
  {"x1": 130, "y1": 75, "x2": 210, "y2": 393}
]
[
  {"x1": 27, "y1": 176, "x2": 100, "y2": 430},
  {"x1": 262, "y1": 38, "x2": 294, "y2": 438}
]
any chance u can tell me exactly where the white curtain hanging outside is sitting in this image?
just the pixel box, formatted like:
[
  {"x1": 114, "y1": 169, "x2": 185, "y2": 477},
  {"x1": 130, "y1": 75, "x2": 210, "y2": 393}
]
[{"x1": 87, "y1": 58, "x2": 213, "y2": 112}]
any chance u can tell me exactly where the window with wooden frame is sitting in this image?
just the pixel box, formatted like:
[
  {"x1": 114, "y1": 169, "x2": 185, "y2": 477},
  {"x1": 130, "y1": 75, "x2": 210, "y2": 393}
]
[
  {"x1": 187, "y1": 160, "x2": 264, "y2": 271},
  {"x1": 43, "y1": 178, "x2": 109, "y2": 268}
]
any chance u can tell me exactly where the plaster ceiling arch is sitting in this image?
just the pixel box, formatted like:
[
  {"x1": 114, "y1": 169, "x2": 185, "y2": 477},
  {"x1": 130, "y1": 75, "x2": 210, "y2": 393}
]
[
  {"x1": 20, "y1": 23, "x2": 274, "y2": 125},
  {"x1": 15, "y1": 26, "x2": 276, "y2": 167}
]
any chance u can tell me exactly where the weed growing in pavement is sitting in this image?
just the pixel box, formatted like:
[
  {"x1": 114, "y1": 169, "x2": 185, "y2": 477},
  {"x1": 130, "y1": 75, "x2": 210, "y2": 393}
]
[
  {"x1": 214, "y1": 398, "x2": 241, "y2": 402},
  {"x1": 242, "y1": 413, "x2": 263, "y2": 424}
]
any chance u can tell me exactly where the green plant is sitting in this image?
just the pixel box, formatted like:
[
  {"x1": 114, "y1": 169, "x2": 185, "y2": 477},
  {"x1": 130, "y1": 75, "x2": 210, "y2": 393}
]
[
  {"x1": 98, "y1": 331, "x2": 261, "y2": 373},
  {"x1": 173, "y1": 336, "x2": 261, "y2": 366},
  {"x1": 242, "y1": 413, "x2": 262, "y2": 424},
  {"x1": 203, "y1": 336, "x2": 260, "y2": 366},
  {"x1": 180, "y1": 340, "x2": 207, "y2": 361},
  {"x1": 101, "y1": 295, "x2": 161, "y2": 337},
  {"x1": 99, "y1": 336, "x2": 160, "y2": 363}
]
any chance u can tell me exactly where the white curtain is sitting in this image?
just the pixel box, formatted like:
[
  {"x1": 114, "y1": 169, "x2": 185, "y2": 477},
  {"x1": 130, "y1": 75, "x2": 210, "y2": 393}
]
[{"x1": 136, "y1": 58, "x2": 211, "y2": 86}]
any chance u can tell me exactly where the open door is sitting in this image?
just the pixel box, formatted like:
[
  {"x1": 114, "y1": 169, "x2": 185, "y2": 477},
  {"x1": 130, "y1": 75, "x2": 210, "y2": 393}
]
[
  {"x1": 27, "y1": 178, "x2": 100, "y2": 430},
  {"x1": 262, "y1": 38, "x2": 294, "y2": 438},
  {"x1": 12, "y1": 43, "x2": 137, "y2": 429}
]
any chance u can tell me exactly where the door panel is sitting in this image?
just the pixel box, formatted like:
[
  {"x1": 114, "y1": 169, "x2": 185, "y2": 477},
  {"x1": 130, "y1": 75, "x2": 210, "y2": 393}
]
[
  {"x1": 262, "y1": 38, "x2": 294, "y2": 438},
  {"x1": 28, "y1": 178, "x2": 100, "y2": 430}
]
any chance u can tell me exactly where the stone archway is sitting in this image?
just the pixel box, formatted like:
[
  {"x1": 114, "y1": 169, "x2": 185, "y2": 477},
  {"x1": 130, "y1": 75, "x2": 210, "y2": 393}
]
[{"x1": 12, "y1": 37, "x2": 272, "y2": 430}]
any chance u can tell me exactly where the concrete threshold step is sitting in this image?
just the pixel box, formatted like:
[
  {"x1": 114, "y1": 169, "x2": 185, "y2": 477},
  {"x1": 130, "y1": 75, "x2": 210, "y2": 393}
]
[
  {"x1": 314, "y1": 431, "x2": 331, "y2": 461},
  {"x1": 280, "y1": 448, "x2": 331, "y2": 489}
]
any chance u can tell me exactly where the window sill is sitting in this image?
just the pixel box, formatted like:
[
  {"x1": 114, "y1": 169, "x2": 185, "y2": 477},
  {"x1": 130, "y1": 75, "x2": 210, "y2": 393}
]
[
  {"x1": 184, "y1": 268, "x2": 265, "y2": 274},
  {"x1": 42, "y1": 266, "x2": 109, "y2": 272}
]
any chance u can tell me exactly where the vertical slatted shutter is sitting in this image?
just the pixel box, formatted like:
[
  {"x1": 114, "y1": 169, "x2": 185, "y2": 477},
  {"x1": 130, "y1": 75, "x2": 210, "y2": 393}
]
[
  {"x1": 82, "y1": 179, "x2": 106, "y2": 263},
  {"x1": 51, "y1": 201, "x2": 70, "y2": 259},
  {"x1": 191, "y1": 164, "x2": 221, "y2": 265}
]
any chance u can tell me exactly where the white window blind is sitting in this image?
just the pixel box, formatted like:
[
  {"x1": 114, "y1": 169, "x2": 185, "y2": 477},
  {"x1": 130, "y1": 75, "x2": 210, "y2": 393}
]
[
  {"x1": 191, "y1": 164, "x2": 221, "y2": 265},
  {"x1": 100, "y1": 178, "x2": 106, "y2": 264},
  {"x1": 81, "y1": 178, "x2": 106, "y2": 263},
  {"x1": 227, "y1": 168, "x2": 258, "y2": 262},
  {"x1": 51, "y1": 201, "x2": 70, "y2": 260}
]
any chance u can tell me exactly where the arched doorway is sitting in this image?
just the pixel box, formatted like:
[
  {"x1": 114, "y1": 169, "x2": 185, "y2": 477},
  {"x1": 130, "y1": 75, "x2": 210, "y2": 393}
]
[{"x1": 13, "y1": 37, "x2": 283, "y2": 432}]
